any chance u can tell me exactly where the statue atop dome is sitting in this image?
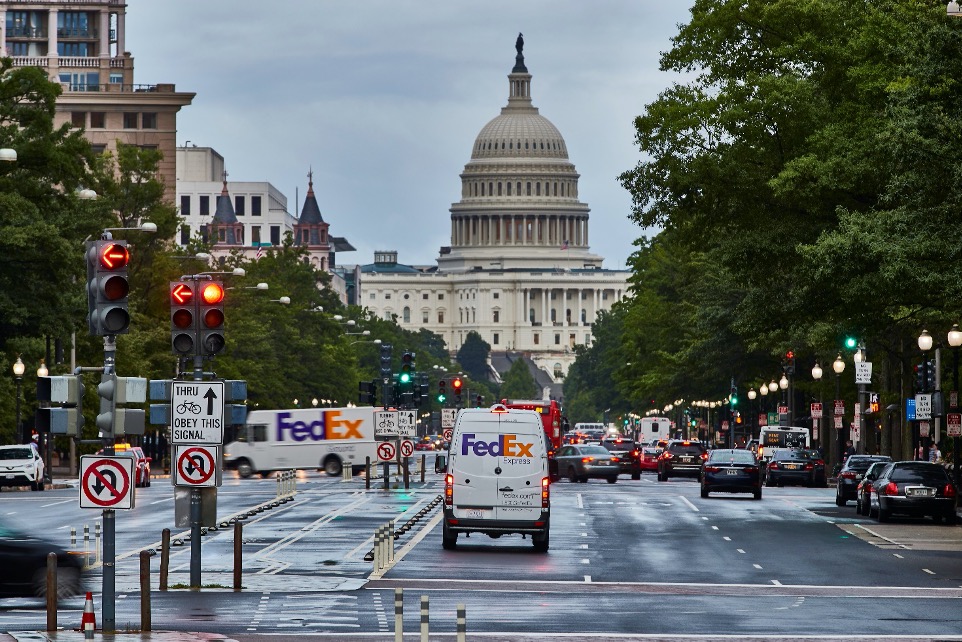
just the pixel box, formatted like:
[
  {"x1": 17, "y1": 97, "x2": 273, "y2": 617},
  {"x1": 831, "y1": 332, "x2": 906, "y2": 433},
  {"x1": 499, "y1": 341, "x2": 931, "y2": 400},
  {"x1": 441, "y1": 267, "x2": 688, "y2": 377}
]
[{"x1": 512, "y1": 32, "x2": 528, "y2": 73}]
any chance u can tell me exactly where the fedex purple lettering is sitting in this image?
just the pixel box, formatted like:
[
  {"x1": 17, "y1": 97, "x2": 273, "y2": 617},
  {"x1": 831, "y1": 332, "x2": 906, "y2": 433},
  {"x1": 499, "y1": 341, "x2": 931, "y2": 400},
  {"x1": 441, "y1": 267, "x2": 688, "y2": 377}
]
[
  {"x1": 460, "y1": 433, "x2": 534, "y2": 457},
  {"x1": 277, "y1": 410, "x2": 364, "y2": 442}
]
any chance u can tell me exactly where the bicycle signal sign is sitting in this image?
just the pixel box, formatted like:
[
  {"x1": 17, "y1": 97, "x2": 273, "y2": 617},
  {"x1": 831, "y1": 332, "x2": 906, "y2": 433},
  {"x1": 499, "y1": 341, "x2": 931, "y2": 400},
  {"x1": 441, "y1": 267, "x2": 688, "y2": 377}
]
[{"x1": 170, "y1": 380, "x2": 225, "y2": 444}]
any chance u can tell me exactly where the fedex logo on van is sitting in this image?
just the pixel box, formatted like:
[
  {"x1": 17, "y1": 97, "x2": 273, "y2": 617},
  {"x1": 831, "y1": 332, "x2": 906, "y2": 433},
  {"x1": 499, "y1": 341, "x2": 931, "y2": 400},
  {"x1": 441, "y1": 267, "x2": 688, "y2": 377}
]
[
  {"x1": 460, "y1": 433, "x2": 533, "y2": 457},
  {"x1": 277, "y1": 411, "x2": 364, "y2": 442}
]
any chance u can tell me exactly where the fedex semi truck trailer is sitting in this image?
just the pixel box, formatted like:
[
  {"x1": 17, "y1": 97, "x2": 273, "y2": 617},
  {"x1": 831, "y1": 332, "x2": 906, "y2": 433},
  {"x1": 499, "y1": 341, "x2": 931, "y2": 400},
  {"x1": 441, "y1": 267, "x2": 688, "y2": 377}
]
[{"x1": 223, "y1": 407, "x2": 377, "y2": 478}]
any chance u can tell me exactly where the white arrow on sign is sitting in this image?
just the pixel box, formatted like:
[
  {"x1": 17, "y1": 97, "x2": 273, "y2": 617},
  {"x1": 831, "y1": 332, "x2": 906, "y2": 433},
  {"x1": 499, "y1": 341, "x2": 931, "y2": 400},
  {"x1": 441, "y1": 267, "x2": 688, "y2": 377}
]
[{"x1": 396, "y1": 410, "x2": 416, "y2": 437}]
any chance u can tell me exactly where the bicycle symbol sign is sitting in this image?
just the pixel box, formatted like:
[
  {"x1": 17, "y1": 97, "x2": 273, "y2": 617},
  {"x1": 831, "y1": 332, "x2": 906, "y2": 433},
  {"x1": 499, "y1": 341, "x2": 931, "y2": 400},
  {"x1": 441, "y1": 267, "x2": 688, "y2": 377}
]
[
  {"x1": 170, "y1": 381, "x2": 225, "y2": 444},
  {"x1": 375, "y1": 411, "x2": 399, "y2": 436}
]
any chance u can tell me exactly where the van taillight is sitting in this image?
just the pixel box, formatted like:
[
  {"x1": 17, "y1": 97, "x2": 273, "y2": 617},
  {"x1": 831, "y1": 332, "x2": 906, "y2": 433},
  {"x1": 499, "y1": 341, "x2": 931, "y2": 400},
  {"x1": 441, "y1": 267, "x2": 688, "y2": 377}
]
[
  {"x1": 541, "y1": 477, "x2": 549, "y2": 508},
  {"x1": 444, "y1": 474, "x2": 454, "y2": 506}
]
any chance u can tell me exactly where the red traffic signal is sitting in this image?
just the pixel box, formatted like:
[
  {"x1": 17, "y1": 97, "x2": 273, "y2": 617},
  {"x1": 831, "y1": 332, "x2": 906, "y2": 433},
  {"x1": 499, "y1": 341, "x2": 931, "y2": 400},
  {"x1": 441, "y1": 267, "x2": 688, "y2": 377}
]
[
  {"x1": 86, "y1": 240, "x2": 130, "y2": 335},
  {"x1": 452, "y1": 378, "x2": 463, "y2": 391},
  {"x1": 99, "y1": 243, "x2": 129, "y2": 270},
  {"x1": 199, "y1": 281, "x2": 226, "y2": 355},
  {"x1": 169, "y1": 281, "x2": 196, "y2": 355}
]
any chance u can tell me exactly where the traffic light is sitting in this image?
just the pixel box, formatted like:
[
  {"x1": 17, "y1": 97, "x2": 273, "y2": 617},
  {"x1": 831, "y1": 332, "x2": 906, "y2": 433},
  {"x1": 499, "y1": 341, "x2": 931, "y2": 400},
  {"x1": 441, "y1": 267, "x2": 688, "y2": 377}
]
[
  {"x1": 96, "y1": 374, "x2": 147, "y2": 437},
  {"x1": 925, "y1": 358, "x2": 936, "y2": 392},
  {"x1": 419, "y1": 374, "x2": 429, "y2": 407},
  {"x1": 452, "y1": 377, "x2": 463, "y2": 405},
  {"x1": 915, "y1": 362, "x2": 925, "y2": 393},
  {"x1": 36, "y1": 375, "x2": 84, "y2": 436},
  {"x1": 784, "y1": 350, "x2": 796, "y2": 375},
  {"x1": 400, "y1": 351, "x2": 415, "y2": 384},
  {"x1": 358, "y1": 379, "x2": 377, "y2": 405},
  {"x1": 86, "y1": 240, "x2": 130, "y2": 335},
  {"x1": 169, "y1": 281, "x2": 195, "y2": 355},
  {"x1": 437, "y1": 379, "x2": 447, "y2": 404},
  {"x1": 475, "y1": 394, "x2": 483, "y2": 408},
  {"x1": 198, "y1": 281, "x2": 226, "y2": 355},
  {"x1": 379, "y1": 344, "x2": 393, "y2": 379}
]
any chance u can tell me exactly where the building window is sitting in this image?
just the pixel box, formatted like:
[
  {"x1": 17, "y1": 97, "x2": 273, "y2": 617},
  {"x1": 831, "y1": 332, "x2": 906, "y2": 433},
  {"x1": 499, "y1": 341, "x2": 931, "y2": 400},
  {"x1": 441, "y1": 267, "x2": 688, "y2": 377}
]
[
  {"x1": 581, "y1": 309, "x2": 587, "y2": 323},
  {"x1": 91, "y1": 144, "x2": 106, "y2": 155},
  {"x1": 403, "y1": 294, "x2": 410, "y2": 300},
  {"x1": 493, "y1": 310, "x2": 500, "y2": 323},
  {"x1": 422, "y1": 293, "x2": 429, "y2": 300},
  {"x1": 554, "y1": 363, "x2": 563, "y2": 378},
  {"x1": 403, "y1": 307, "x2": 411, "y2": 323},
  {"x1": 534, "y1": 333, "x2": 540, "y2": 345},
  {"x1": 493, "y1": 333, "x2": 499, "y2": 345},
  {"x1": 422, "y1": 310, "x2": 429, "y2": 323},
  {"x1": 180, "y1": 195, "x2": 190, "y2": 216},
  {"x1": 438, "y1": 311, "x2": 444, "y2": 323},
  {"x1": 570, "y1": 334, "x2": 576, "y2": 348},
  {"x1": 555, "y1": 334, "x2": 561, "y2": 345},
  {"x1": 438, "y1": 294, "x2": 444, "y2": 301},
  {"x1": 179, "y1": 225, "x2": 190, "y2": 245},
  {"x1": 385, "y1": 293, "x2": 391, "y2": 300},
  {"x1": 200, "y1": 196, "x2": 210, "y2": 216},
  {"x1": 123, "y1": 112, "x2": 138, "y2": 129},
  {"x1": 234, "y1": 196, "x2": 245, "y2": 216},
  {"x1": 90, "y1": 112, "x2": 105, "y2": 128},
  {"x1": 493, "y1": 292, "x2": 499, "y2": 299},
  {"x1": 252, "y1": 196, "x2": 262, "y2": 216},
  {"x1": 370, "y1": 293, "x2": 376, "y2": 300},
  {"x1": 251, "y1": 226, "x2": 261, "y2": 244},
  {"x1": 384, "y1": 311, "x2": 393, "y2": 321},
  {"x1": 270, "y1": 226, "x2": 280, "y2": 245},
  {"x1": 71, "y1": 112, "x2": 85, "y2": 128},
  {"x1": 551, "y1": 309, "x2": 556, "y2": 322},
  {"x1": 109, "y1": 73, "x2": 123, "y2": 85},
  {"x1": 526, "y1": 182, "x2": 531, "y2": 196},
  {"x1": 141, "y1": 113, "x2": 157, "y2": 129},
  {"x1": 529, "y1": 309, "x2": 535, "y2": 323}
]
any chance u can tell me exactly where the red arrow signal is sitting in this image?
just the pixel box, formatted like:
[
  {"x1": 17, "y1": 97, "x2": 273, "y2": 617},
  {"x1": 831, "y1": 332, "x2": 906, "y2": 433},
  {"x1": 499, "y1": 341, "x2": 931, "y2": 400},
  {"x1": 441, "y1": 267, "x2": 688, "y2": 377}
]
[
  {"x1": 99, "y1": 243, "x2": 130, "y2": 270},
  {"x1": 171, "y1": 283, "x2": 193, "y2": 305}
]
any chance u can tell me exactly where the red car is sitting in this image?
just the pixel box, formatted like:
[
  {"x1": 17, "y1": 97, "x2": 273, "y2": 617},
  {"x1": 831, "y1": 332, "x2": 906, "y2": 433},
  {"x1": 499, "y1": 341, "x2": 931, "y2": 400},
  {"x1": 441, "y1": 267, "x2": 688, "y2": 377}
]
[
  {"x1": 414, "y1": 440, "x2": 435, "y2": 451},
  {"x1": 639, "y1": 447, "x2": 661, "y2": 473}
]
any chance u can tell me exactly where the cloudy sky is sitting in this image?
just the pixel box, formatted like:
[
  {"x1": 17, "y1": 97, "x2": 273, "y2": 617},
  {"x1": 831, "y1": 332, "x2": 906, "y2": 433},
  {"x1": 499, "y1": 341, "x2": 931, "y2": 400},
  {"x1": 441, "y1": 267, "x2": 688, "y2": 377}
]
[{"x1": 128, "y1": 2, "x2": 694, "y2": 270}]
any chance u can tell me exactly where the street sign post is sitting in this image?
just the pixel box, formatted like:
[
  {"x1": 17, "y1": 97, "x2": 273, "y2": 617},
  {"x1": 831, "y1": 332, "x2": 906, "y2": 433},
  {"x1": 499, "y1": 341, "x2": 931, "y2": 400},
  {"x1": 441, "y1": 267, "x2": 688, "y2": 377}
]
[
  {"x1": 174, "y1": 445, "x2": 219, "y2": 488},
  {"x1": 441, "y1": 408, "x2": 457, "y2": 429},
  {"x1": 79, "y1": 456, "x2": 135, "y2": 510},
  {"x1": 170, "y1": 380, "x2": 225, "y2": 444}
]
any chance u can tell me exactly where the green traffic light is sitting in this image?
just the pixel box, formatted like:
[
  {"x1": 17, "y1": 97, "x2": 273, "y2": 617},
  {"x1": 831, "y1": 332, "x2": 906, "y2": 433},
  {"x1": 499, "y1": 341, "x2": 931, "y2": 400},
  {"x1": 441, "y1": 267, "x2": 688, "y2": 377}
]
[
  {"x1": 400, "y1": 373, "x2": 411, "y2": 383},
  {"x1": 731, "y1": 396, "x2": 738, "y2": 406},
  {"x1": 844, "y1": 336, "x2": 857, "y2": 350},
  {"x1": 437, "y1": 394, "x2": 446, "y2": 402}
]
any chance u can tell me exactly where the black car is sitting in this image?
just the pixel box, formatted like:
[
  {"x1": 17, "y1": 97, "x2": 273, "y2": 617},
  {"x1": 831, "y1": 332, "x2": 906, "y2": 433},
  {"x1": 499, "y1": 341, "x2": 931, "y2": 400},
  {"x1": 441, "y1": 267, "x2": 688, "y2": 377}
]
[
  {"x1": 600, "y1": 437, "x2": 641, "y2": 480},
  {"x1": 799, "y1": 448, "x2": 828, "y2": 487},
  {"x1": 870, "y1": 461, "x2": 959, "y2": 524},
  {"x1": 765, "y1": 449, "x2": 818, "y2": 487},
  {"x1": 855, "y1": 461, "x2": 889, "y2": 517},
  {"x1": 657, "y1": 440, "x2": 708, "y2": 481},
  {"x1": 835, "y1": 455, "x2": 892, "y2": 506},
  {"x1": 0, "y1": 521, "x2": 84, "y2": 599},
  {"x1": 700, "y1": 449, "x2": 762, "y2": 499}
]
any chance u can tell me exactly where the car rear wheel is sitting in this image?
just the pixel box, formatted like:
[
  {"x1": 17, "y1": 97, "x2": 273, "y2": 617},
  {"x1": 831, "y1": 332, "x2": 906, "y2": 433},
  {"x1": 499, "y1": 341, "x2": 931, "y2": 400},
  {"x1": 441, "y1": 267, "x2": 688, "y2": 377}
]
[
  {"x1": 753, "y1": 488, "x2": 762, "y2": 500},
  {"x1": 568, "y1": 467, "x2": 578, "y2": 483},
  {"x1": 835, "y1": 492, "x2": 846, "y2": 506},
  {"x1": 944, "y1": 513, "x2": 958, "y2": 526}
]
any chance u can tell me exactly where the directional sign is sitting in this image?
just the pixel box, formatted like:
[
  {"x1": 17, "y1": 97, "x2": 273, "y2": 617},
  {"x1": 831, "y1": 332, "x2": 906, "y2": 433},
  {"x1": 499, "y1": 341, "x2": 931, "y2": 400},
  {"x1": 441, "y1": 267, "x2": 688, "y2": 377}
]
[
  {"x1": 174, "y1": 445, "x2": 218, "y2": 487},
  {"x1": 80, "y1": 455, "x2": 135, "y2": 509},
  {"x1": 171, "y1": 380, "x2": 225, "y2": 444},
  {"x1": 906, "y1": 398, "x2": 916, "y2": 421},
  {"x1": 441, "y1": 409, "x2": 457, "y2": 429},
  {"x1": 399, "y1": 439, "x2": 415, "y2": 459},
  {"x1": 396, "y1": 410, "x2": 416, "y2": 437},
  {"x1": 377, "y1": 441, "x2": 396, "y2": 463},
  {"x1": 375, "y1": 411, "x2": 398, "y2": 437}
]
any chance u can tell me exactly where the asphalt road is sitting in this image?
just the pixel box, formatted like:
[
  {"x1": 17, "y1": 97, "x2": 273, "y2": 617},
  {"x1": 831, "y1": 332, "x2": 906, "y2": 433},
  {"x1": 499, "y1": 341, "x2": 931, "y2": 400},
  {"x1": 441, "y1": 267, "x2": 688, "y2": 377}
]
[{"x1": 1, "y1": 461, "x2": 961, "y2": 640}]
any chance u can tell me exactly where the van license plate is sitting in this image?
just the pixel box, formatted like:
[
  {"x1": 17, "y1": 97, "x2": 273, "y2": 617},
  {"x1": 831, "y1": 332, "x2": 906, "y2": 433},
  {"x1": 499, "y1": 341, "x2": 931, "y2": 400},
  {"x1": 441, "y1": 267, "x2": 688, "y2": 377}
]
[{"x1": 466, "y1": 509, "x2": 491, "y2": 519}]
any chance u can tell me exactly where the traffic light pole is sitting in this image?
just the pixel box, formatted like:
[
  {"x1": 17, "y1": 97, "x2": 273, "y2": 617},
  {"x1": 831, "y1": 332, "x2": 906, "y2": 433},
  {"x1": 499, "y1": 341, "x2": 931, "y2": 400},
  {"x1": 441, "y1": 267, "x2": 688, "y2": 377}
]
[
  {"x1": 190, "y1": 353, "x2": 204, "y2": 589},
  {"x1": 100, "y1": 334, "x2": 117, "y2": 632}
]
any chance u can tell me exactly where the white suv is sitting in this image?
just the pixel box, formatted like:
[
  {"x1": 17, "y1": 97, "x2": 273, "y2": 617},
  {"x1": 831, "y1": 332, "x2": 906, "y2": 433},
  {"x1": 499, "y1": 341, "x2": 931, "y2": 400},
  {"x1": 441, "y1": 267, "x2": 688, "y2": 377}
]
[{"x1": 0, "y1": 445, "x2": 45, "y2": 491}]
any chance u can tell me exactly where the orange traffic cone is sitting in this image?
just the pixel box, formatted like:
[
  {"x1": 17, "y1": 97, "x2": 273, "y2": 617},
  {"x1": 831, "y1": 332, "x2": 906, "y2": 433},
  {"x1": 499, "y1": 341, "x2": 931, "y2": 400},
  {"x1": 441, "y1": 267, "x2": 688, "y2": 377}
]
[{"x1": 81, "y1": 591, "x2": 95, "y2": 639}]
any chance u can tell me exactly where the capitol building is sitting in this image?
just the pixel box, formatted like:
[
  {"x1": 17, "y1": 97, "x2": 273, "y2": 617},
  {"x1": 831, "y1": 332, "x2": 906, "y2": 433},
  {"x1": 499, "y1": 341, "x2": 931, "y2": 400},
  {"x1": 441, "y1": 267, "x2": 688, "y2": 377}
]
[{"x1": 359, "y1": 37, "x2": 630, "y2": 385}]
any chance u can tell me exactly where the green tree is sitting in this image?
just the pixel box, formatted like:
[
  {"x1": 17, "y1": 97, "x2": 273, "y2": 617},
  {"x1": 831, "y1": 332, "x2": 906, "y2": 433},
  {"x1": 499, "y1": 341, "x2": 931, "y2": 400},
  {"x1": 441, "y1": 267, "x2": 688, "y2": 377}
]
[
  {"x1": 500, "y1": 358, "x2": 536, "y2": 400},
  {"x1": 457, "y1": 331, "x2": 491, "y2": 381}
]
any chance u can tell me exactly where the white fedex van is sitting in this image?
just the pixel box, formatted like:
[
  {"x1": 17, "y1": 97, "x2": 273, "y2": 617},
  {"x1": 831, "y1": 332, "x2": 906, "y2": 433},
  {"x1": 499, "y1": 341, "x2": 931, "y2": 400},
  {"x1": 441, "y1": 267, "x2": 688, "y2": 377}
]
[
  {"x1": 635, "y1": 416, "x2": 672, "y2": 444},
  {"x1": 442, "y1": 404, "x2": 550, "y2": 552},
  {"x1": 223, "y1": 407, "x2": 377, "y2": 478}
]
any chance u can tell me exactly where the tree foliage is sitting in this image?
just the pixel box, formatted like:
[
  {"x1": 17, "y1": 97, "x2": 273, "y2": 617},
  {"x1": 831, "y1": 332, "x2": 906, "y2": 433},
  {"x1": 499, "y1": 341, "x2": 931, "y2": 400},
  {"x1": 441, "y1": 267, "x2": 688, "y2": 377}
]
[
  {"x1": 456, "y1": 331, "x2": 491, "y2": 381},
  {"x1": 500, "y1": 358, "x2": 537, "y2": 400}
]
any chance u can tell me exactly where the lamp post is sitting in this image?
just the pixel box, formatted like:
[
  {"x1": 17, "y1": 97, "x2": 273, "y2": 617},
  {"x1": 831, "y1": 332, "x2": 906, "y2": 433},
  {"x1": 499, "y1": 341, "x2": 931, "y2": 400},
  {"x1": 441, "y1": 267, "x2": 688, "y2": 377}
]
[
  {"x1": 759, "y1": 382, "x2": 769, "y2": 424},
  {"x1": 37, "y1": 359, "x2": 50, "y2": 481},
  {"x1": 12, "y1": 357, "x2": 24, "y2": 443},
  {"x1": 918, "y1": 330, "x2": 933, "y2": 461},
  {"x1": 948, "y1": 323, "x2": 962, "y2": 488},
  {"x1": 833, "y1": 354, "x2": 845, "y2": 467},
  {"x1": 747, "y1": 388, "x2": 757, "y2": 446},
  {"x1": 812, "y1": 362, "x2": 823, "y2": 458}
]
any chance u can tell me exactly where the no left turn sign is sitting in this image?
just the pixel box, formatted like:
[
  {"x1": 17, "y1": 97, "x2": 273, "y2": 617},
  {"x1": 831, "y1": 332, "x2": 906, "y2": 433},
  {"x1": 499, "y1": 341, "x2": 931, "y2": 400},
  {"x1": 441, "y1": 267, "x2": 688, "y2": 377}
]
[
  {"x1": 80, "y1": 456, "x2": 135, "y2": 510},
  {"x1": 377, "y1": 441, "x2": 396, "y2": 462},
  {"x1": 175, "y1": 445, "x2": 218, "y2": 487}
]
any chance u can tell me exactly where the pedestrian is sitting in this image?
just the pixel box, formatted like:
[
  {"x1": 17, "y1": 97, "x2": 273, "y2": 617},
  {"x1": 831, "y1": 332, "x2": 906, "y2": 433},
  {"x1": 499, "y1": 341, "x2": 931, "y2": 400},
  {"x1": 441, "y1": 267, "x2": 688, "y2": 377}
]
[
  {"x1": 843, "y1": 440, "x2": 856, "y2": 461},
  {"x1": 929, "y1": 441, "x2": 941, "y2": 462},
  {"x1": 916, "y1": 442, "x2": 927, "y2": 461}
]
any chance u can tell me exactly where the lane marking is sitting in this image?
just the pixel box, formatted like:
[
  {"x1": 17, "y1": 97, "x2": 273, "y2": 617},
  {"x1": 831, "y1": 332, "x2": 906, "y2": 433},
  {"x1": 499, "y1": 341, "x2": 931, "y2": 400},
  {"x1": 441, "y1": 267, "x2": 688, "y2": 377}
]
[
  {"x1": 772, "y1": 580, "x2": 782, "y2": 586},
  {"x1": 923, "y1": 569, "x2": 935, "y2": 575},
  {"x1": 584, "y1": 575, "x2": 591, "y2": 583},
  {"x1": 723, "y1": 536, "x2": 731, "y2": 541},
  {"x1": 150, "y1": 497, "x2": 175, "y2": 505},
  {"x1": 853, "y1": 523, "x2": 911, "y2": 549},
  {"x1": 576, "y1": 493, "x2": 584, "y2": 509},
  {"x1": 893, "y1": 553, "x2": 904, "y2": 559},
  {"x1": 581, "y1": 558, "x2": 589, "y2": 564},
  {"x1": 711, "y1": 526, "x2": 719, "y2": 530},
  {"x1": 737, "y1": 549, "x2": 746, "y2": 554},
  {"x1": 41, "y1": 499, "x2": 73, "y2": 508},
  {"x1": 579, "y1": 544, "x2": 588, "y2": 549},
  {"x1": 753, "y1": 564, "x2": 763, "y2": 569},
  {"x1": 679, "y1": 495, "x2": 699, "y2": 512}
]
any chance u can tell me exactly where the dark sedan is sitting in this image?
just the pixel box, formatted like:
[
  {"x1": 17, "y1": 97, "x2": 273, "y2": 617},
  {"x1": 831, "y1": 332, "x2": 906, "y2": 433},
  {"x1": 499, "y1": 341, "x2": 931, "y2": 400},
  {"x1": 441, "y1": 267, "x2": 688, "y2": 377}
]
[
  {"x1": 856, "y1": 461, "x2": 889, "y2": 517},
  {"x1": 700, "y1": 449, "x2": 762, "y2": 499},
  {"x1": 601, "y1": 437, "x2": 641, "y2": 480},
  {"x1": 835, "y1": 455, "x2": 892, "y2": 506},
  {"x1": 870, "y1": 461, "x2": 959, "y2": 524},
  {"x1": 553, "y1": 444, "x2": 620, "y2": 483},
  {"x1": 657, "y1": 440, "x2": 708, "y2": 481},
  {"x1": 765, "y1": 449, "x2": 818, "y2": 487},
  {"x1": 0, "y1": 521, "x2": 84, "y2": 599}
]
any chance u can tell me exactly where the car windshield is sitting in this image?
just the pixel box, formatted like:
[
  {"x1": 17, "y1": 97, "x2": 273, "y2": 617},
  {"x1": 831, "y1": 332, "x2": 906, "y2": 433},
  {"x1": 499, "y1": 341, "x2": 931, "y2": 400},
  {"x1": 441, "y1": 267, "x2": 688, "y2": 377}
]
[
  {"x1": 580, "y1": 446, "x2": 610, "y2": 456},
  {"x1": 602, "y1": 440, "x2": 635, "y2": 451},
  {"x1": 889, "y1": 463, "x2": 950, "y2": 485},
  {"x1": 774, "y1": 450, "x2": 810, "y2": 460},
  {"x1": 710, "y1": 450, "x2": 755, "y2": 464},
  {"x1": 669, "y1": 444, "x2": 704, "y2": 455},
  {"x1": 0, "y1": 448, "x2": 32, "y2": 460}
]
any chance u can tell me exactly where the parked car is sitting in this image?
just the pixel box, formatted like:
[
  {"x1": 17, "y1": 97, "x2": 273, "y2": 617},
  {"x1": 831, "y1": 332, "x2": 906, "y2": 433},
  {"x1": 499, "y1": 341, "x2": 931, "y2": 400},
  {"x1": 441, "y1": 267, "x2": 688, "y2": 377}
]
[
  {"x1": 657, "y1": 440, "x2": 708, "y2": 481},
  {"x1": 0, "y1": 445, "x2": 45, "y2": 491},
  {"x1": 870, "y1": 461, "x2": 958, "y2": 524},
  {"x1": 639, "y1": 447, "x2": 661, "y2": 473},
  {"x1": 0, "y1": 520, "x2": 84, "y2": 599},
  {"x1": 552, "y1": 444, "x2": 620, "y2": 483},
  {"x1": 699, "y1": 449, "x2": 762, "y2": 499},
  {"x1": 836, "y1": 455, "x2": 892, "y2": 506},
  {"x1": 856, "y1": 461, "x2": 890, "y2": 517},
  {"x1": 765, "y1": 449, "x2": 818, "y2": 487},
  {"x1": 600, "y1": 437, "x2": 641, "y2": 480}
]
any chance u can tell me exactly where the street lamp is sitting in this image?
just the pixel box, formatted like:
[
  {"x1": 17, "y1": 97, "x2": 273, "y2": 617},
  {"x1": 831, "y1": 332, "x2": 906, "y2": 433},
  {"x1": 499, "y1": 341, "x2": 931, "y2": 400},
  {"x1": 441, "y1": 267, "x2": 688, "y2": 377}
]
[
  {"x1": 12, "y1": 357, "x2": 24, "y2": 443},
  {"x1": 833, "y1": 353, "x2": 846, "y2": 465},
  {"x1": 948, "y1": 324, "x2": 962, "y2": 488},
  {"x1": 779, "y1": 374, "x2": 789, "y2": 420},
  {"x1": 747, "y1": 388, "x2": 757, "y2": 442},
  {"x1": 812, "y1": 363, "x2": 824, "y2": 458},
  {"x1": 918, "y1": 330, "x2": 933, "y2": 461}
]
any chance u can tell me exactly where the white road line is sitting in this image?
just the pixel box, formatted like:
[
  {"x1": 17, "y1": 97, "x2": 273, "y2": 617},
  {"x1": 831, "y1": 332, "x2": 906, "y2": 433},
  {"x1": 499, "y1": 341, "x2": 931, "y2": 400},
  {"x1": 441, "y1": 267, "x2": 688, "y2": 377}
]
[
  {"x1": 41, "y1": 499, "x2": 72, "y2": 508},
  {"x1": 923, "y1": 568, "x2": 936, "y2": 575},
  {"x1": 723, "y1": 536, "x2": 731, "y2": 541},
  {"x1": 894, "y1": 553, "x2": 904, "y2": 559},
  {"x1": 679, "y1": 495, "x2": 699, "y2": 512},
  {"x1": 577, "y1": 493, "x2": 584, "y2": 509},
  {"x1": 737, "y1": 549, "x2": 746, "y2": 554},
  {"x1": 579, "y1": 544, "x2": 588, "y2": 549},
  {"x1": 584, "y1": 575, "x2": 591, "y2": 582},
  {"x1": 581, "y1": 558, "x2": 589, "y2": 564},
  {"x1": 711, "y1": 525, "x2": 719, "y2": 530},
  {"x1": 771, "y1": 579, "x2": 782, "y2": 586},
  {"x1": 854, "y1": 523, "x2": 911, "y2": 549},
  {"x1": 150, "y1": 497, "x2": 175, "y2": 505},
  {"x1": 701, "y1": 516, "x2": 709, "y2": 520},
  {"x1": 753, "y1": 564, "x2": 763, "y2": 569},
  {"x1": 581, "y1": 532, "x2": 588, "y2": 537}
]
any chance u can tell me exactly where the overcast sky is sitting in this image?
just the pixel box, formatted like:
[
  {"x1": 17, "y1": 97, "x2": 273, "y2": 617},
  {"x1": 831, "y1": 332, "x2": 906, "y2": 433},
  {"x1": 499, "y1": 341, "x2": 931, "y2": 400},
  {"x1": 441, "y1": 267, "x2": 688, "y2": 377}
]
[{"x1": 127, "y1": 2, "x2": 694, "y2": 270}]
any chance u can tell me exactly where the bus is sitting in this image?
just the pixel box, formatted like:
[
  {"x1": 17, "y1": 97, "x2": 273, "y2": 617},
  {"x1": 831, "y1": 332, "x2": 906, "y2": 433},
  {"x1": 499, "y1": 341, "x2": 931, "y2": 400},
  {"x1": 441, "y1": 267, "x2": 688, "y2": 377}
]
[
  {"x1": 757, "y1": 426, "x2": 810, "y2": 462},
  {"x1": 501, "y1": 398, "x2": 563, "y2": 453}
]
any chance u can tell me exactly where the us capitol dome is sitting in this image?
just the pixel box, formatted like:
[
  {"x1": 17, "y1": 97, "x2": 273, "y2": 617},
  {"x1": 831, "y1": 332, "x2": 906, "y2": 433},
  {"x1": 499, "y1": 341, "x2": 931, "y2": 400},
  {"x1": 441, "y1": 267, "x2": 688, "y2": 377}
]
[{"x1": 359, "y1": 35, "x2": 628, "y2": 386}]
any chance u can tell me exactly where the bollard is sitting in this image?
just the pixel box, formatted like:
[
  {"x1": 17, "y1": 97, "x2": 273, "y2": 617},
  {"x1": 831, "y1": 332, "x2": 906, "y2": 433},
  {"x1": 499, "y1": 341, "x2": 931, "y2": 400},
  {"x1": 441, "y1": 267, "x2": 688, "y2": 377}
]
[
  {"x1": 343, "y1": 462, "x2": 352, "y2": 482},
  {"x1": 94, "y1": 521, "x2": 101, "y2": 564},
  {"x1": 376, "y1": 525, "x2": 385, "y2": 571},
  {"x1": 421, "y1": 454, "x2": 426, "y2": 483},
  {"x1": 139, "y1": 550, "x2": 151, "y2": 632},
  {"x1": 276, "y1": 473, "x2": 282, "y2": 499},
  {"x1": 388, "y1": 520, "x2": 395, "y2": 563},
  {"x1": 46, "y1": 552, "x2": 57, "y2": 631},
  {"x1": 457, "y1": 603, "x2": 466, "y2": 642},
  {"x1": 383, "y1": 462, "x2": 389, "y2": 490},
  {"x1": 233, "y1": 521, "x2": 243, "y2": 592},
  {"x1": 403, "y1": 459, "x2": 410, "y2": 489},
  {"x1": 394, "y1": 587, "x2": 403, "y2": 642},
  {"x1": 365, "y1": 456, "x2": 371, "y2": 490},
  {"x1": 83, "y1": 524, "x2": 90, "y2": 564},
  {"x1": 70, "y1": 526, "x2": 76, "y2": 547},
  {"x1": 420, "y1": 595, "x2": 429, "y2": 642},
  {"x1": 159, "y1": 528, "x2": 170, "y2": 591}
]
